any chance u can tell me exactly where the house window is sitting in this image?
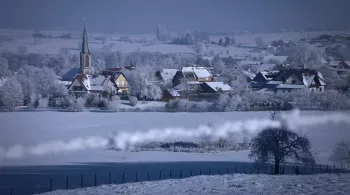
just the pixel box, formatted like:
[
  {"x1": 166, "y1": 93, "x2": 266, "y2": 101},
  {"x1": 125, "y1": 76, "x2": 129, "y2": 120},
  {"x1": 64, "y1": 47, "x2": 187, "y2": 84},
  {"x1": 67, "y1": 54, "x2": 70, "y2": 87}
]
[
  {"x1": 116, "y1": 81, "x2": 119, "y2": 86},
  {"x1": 311, "y1": 88, "x2": 314, "y2": 92},
  {"x1": 121, "y1": 81, "x2": 125, "y2": 87},
  {"x1": 292, "y1": 80, "x2": 296, "y2": 84},
  {"x1": 73, "y1": 86, "x2": 83, "y2": 91},
  {"x1": 319, "y1": 87, "x2": 322, "y2": 92}
]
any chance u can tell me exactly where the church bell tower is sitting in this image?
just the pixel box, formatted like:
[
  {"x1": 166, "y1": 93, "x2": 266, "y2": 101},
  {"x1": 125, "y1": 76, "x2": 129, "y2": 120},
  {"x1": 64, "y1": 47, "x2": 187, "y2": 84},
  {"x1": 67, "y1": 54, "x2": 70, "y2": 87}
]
[{"x1": 80, "y1": 23, "x2": 92, "y2": 75}]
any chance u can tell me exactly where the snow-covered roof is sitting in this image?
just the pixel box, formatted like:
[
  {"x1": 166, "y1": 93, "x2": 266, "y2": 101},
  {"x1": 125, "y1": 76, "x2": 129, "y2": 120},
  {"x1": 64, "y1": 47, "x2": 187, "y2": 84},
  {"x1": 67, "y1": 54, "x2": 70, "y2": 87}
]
[
  {"x1": 72, "y1": 74, "x2": 114, "y2": 92},
  {"x1": 159, "y1": 69, "x2": 178, "y2": 82},
  {"x1": 328, "y1": 61, "x2": 341, "y2": 66},
  {"x1": 0, "y1": 77, "x2": 8, "y2": 87},
  {"x1": 302, "y1": 75, "x2": 315, "y2": 87},
  {"x1": 205, "y1": 82, "x2": 233, "y2": 92},
  {"x1": 182, "y1": 67, "x2": 194, "y2": 73},
  {"x1": 242, "y1": 70, "x2": 256, "y2": 80},
  {"x1": 193, "y1": 68, "x2": 212, "y2": 78},
  {"x1": 343, "y1": 61, "x2": 350, "y2": 66},
  {"x1": 263, "y1": 55, "x2": 288, "y2": 63},
  {"x1": 275, "y1": 84, "x2": 306, "y2": 89},
  {"x1": 61, "y1": 68, "x2": 81, "y2": 81},
  {"x1": 249, "y1": 64, "x2": 277, "y2": 74},
  {"x1": 167, "y1": 89, "x2": 180, "y2": 97},
  {"x1": 239, "y1": 60, "x2": 262, "y2": 65}
]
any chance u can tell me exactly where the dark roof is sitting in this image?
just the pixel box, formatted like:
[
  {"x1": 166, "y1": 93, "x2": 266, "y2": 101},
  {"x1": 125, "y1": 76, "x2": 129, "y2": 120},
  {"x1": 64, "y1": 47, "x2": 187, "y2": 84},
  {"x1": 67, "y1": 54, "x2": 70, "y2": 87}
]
[
  {"x1": 272, "y1": 69, "x2": 318, "y2": 82},
  {"x1": 61, "y1": 68, "x2": 81, "y2": 81}
]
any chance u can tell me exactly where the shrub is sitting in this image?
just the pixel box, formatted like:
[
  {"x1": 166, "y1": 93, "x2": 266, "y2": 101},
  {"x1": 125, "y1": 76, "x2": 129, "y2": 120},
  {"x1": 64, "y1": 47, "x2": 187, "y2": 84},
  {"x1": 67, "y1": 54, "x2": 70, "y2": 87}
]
[
  {"x1": 37, "y1": 98, "x2": 49, "y2": 110},
  {"x1": 129, "y1": 96, "x2": 138, "y2": 107},
  {"x1": 66, "y1": 97, "x2": 85, "y2": 112}
]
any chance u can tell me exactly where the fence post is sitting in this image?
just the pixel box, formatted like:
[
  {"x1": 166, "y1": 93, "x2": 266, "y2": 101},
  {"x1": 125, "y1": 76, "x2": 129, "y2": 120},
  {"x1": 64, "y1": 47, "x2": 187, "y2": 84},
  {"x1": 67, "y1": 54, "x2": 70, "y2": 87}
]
[
  {"x1": 109, "y1": 172, "x2": 111, "y2": 184},
  {"x1": 159, "y1": 170, "x2": 162, "y2": 180},
  {"x1": 326, "y1": 165, "x2": 329, "y2": 173},
  {"x1": 50, "y1": 178, "x2": 53, "y2": 191},
  {"x1": 32, "y1": 183, "x2": 36, "y2": 194},
  {"x1": 170, "y1": 170, "x2": 172, "y2": 179},
  {"x1": 303, "y1": 165, "x2": 306, "y2": 174},
  {"x1": 218, "y1": 168, "x2": 220, "y2": 175},
  {"x1": 312, "y1": 165, "x2": 314, "y2": 173},
  {"x1": 209, "y1": 168, "x2": 211, "y2": 175},
  {"x1": 319, "y1": 164, "x2": 322, "y2": 173},
  {"x1": 226, "y1": 167, "x2": 229, "y2": 174},
  {"x1": 180, "y1": 170, "x2": 182, "y2": 178},
  {"x1": 135, "y1": 172, "x2": 138, "y2": 182},
  {"x1": 148, "y1": 172, "x2": 150, "y2": 181},
  {"x1": 334, "y1": 163, "x2": 336, "y2": 173},
  {"x1": 122, "y1": 172, "x2": 125, "y2": 184},
  {"x1": 94, "y1": 174, "x2": 97, "y2": 187},
  {"x1": 243, "y1": 166, "x2": 245, "y2": 174},
  {"x1": 66, "y1": 176, "x2": 69, "y2": 190},
  {"x1": 190, "y1": 170, "x2": 192, "y2": 176},
  {"x1": 235, "y1": 166, "x2": 237, "y2": 174},
  {"x1": 81, "y1": 174, "x2": 83, "y2": 188},
  {"x1": 341, "y1": 162, "x2": 343, "y2": 171},
  {"x1": 10, "y1": 187, "x2": 12, "y2": 195},
  {"x1": 199, "y1": 169, "x2": 202, "y2": 175}
]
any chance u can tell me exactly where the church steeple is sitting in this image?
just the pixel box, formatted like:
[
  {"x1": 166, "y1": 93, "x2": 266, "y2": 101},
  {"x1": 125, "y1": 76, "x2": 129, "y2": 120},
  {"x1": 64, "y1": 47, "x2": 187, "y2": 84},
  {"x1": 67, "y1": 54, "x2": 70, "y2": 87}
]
[
  {"x1": 80, "y1": 22, "x2": 92, "y2": 75},
  {"x1": 81, "y1": 23, "x2": 90, "y2": 54}
]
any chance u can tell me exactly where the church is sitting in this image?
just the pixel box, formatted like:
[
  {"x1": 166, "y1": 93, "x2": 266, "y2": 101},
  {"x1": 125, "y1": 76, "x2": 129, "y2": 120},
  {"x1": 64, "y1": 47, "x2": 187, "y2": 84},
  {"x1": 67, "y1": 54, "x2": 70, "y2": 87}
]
[{"x1": 66, "y1": 24, "x2": 130, "y2": 95}]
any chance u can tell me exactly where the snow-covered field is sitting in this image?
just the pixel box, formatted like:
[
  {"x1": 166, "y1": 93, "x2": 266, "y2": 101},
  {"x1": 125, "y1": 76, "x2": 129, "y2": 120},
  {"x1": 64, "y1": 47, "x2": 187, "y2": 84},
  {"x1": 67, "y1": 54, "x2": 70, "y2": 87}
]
[
  {"x1": 1, "y1": 111, "x2": 349, "y2": 166},
  {"x1": 1, "y1": 28, "x2": 348, "y2": 57},
  {"x1": 38, "y1": 173, "x2": 350, "y2": 195}
]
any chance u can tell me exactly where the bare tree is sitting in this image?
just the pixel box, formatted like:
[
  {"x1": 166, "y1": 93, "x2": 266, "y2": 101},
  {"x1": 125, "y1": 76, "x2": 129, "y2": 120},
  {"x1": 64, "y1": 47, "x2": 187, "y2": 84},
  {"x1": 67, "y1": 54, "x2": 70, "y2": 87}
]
[
  {"x1": 249, "y1": 127, "x2": 315, "y2": 174},
  {"x1": 179, "y1": 77, "x2": 200, "y2": 98},
  {"x1": 330, "y1": 139, "x2": 350, "y2": 163}
]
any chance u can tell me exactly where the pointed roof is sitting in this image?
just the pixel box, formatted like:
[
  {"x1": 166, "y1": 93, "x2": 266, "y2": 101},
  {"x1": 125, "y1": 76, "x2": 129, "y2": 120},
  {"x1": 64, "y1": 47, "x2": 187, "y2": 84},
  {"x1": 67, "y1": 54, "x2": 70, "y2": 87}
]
[{"x1": 81, "y1": 23, "x2": 90, "y2": 54}]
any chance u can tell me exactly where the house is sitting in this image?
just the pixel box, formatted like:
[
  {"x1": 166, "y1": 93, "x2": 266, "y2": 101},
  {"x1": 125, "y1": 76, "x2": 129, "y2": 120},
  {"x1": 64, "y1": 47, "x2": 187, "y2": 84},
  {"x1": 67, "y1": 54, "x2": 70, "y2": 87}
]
[
  {"x1": 155, "y1": 69, "x2": 178, "y2": 83},
  {"x1": 110, "y1": 72, "x2": 130, "y2": 94},
  {"x1": 67, "y1": 74, "x2": 118, "y2": 95},
  {"x1": 172, "y1": 67, "x2": 214, "y2": 87},
  {"x1": 161, "y1": 89, "x2": 181, "y2": 101},
  {"x1": 202, "y1": 82, "x2": 233, "y2": 94},
  {"x1": 247, "y1": 63, "x2": 277, "y2": 74},
  {"x1": 252, "y1": 69, "x2": 326, "y2": 93}
]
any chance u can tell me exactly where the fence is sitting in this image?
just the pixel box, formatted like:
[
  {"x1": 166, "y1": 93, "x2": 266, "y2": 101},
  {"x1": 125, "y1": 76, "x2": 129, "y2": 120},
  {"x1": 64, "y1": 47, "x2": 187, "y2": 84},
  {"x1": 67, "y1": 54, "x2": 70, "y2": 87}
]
[{"x1": 1, "y1": 162, "x2": 349, "y2": 195}]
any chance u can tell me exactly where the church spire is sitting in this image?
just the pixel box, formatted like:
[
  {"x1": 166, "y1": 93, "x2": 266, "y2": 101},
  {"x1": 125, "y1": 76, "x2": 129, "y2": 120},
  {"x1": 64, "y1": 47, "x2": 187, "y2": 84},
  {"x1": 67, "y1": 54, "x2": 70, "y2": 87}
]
[{"x1": 81, "y1": 22, "x2": 89, "y2": 54}]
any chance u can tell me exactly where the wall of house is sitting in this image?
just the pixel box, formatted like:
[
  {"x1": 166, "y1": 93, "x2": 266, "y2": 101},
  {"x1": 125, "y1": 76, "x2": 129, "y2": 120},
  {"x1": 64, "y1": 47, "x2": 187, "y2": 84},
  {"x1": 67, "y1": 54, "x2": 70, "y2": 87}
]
[
  {"x1": 285, "y1": 75, "x2": 302, "y2": 85},
  {"x1": 310, "y1": 86, "x2": 324, "y2": 92},
  {"x1": 68, "y1": 79, "x2": 85, "y2": 92},
  {"x1": 115, "y1": 75, "x2": 129, "y2": 94}
]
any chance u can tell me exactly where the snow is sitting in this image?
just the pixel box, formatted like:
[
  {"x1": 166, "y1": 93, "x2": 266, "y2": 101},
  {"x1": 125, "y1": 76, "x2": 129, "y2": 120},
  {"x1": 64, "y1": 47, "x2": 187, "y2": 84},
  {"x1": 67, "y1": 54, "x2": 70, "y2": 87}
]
[
  {"x1": 0, "y1": 77, "x2": 8, "y2": 87},
  {"x1": 38, "y1": 174, "x2": 350, "y2": 195},
  {"x1": 159, "y1": 69, "x2": 178, "y2": 82},
  {"x1": 303, "y1": 75, "x2": 316, "y2": 87},
  {"x1": 205, "y1": 82, "x2": 233, "y2": 92},
  {"x1": 276, "y1": 84, "x2": 306, "y2": 89},
  {"x1": 192, "y1": 68, "x2": 212, "y2": 78},
  {"x1": 263, "y1": 55, "x2": 288, "y2": 63},
  {"x1": 167, "y1": 89, "x2": 180, "y2": 97},
  {"x1": 1, "y1": 111, "x2": 350, "y2": 166}
]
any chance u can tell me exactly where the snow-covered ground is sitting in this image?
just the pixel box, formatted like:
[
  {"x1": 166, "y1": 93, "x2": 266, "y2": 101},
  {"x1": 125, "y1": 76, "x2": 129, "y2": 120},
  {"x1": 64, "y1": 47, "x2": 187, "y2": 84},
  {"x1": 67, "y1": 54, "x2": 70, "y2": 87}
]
[
  {"x1": 1, "y1": 111, "x2": 350, "y2": 166},
  {"x1": 38, "y1": 173, "x2": 350, "y2": 195},
  {"x1": 1, "y1": 28, "x2": 348, "y2": 57}
]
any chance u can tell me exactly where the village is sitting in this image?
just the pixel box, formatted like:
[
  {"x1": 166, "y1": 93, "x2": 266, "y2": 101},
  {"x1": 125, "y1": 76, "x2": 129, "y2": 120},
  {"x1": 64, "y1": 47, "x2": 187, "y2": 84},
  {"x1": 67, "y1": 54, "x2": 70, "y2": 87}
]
[{"x1": 53, "y1": 25, "x2": 350, "y2": 112}]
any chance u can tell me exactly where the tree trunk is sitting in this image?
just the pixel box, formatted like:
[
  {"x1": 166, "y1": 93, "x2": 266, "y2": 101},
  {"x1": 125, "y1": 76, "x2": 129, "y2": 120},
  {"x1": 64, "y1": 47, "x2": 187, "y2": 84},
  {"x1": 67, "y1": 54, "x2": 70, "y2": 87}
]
[{"x1": 274, "y1": 160, "x2": 280, "y2": 175}]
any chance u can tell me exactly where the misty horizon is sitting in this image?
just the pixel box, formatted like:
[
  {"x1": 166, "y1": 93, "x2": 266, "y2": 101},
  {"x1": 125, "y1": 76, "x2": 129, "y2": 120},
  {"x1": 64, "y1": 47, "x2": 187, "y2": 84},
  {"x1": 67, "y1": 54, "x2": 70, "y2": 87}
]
[{"x1": 1, "y1": 0, "x2": 350, "y2": 34}]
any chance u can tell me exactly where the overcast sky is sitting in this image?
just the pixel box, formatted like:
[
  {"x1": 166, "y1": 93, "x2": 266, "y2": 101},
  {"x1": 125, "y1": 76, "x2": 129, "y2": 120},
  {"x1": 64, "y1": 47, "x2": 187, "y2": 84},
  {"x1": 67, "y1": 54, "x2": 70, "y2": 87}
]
[{"x1": 1, "y1": 0, "x2": 350, "y2": 34}]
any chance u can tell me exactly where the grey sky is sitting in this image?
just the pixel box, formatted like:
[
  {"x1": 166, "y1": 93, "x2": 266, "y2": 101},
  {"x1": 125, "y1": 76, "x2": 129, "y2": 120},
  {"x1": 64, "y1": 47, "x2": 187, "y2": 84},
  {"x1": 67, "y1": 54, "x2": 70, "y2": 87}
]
[{"x1": 1, "y1": 0, "x2": 350, "y2": 34}]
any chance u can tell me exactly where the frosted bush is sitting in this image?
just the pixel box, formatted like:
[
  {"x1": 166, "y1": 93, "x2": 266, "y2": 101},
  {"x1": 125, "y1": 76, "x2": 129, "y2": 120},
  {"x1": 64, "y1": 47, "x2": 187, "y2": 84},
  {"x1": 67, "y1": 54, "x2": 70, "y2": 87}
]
[
  {"x1": 129, "y1": 96, "x2": 138, "y2": 107},
  {"x1": 66, "y1": 97, "x2": 85, "y2": 112},
  {"x1": 37, "y1": 98, "x2": 49, "y2": 110}
]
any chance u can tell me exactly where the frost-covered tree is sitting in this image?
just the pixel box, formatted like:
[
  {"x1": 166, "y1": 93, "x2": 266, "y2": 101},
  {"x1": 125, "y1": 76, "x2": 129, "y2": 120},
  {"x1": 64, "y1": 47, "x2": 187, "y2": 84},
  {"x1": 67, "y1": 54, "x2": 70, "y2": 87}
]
[
  {"x1": 67, "y1": 97, "x2": 85, "y2": 112},
  {"x1": 218, "y1": 38, "x2": 223, "y2": 45},
  {"x1": 222, "y1": 67, "x2": 249, "y2": 95},
  {"x1": 214, "y1": 94, "x2": 242, "y2": 111},
  {"x1": 288, "y1": 43, "x2": 325, "y2": 69},
  {"x1": 0, "y1": 57, "x2": 12, "y2": 78},
  {"x1": 37, "y1": 98, "x2": 49, "y2": 110},
  {"x1": 107, "y1": 96, "x2": 120, "y2": 112},
  {"x1": 93, "y1": 58, "x2": 106, "y2": 74},
  {"x1": 255, "y1": 36, "x2": 266, "y2": 49},
  {"x1": 330, "y1": 139, "x2": 350, "y2": 163},
  {"x1": 249, "y1": 127, "x2": 315, "y2": 174},
  {"x1": 211, "y1": 55, "x2": 226, "y2": 74},
  {"x1": 34, "y1": 67, "x2": 59, "y2": 97},
  {"x1": 124, "y1": 65, "x2": 154, "y2": 97},
  {"x1": 141, "y1": 84, "x2": 163, "y2": 100},
  {"x1": 224, "y1": 37, "x2": 231, "y2": 47},
  {"x1": 103, "y1": 81, "x2": 117, "y2": 99},
  {"x1": 0, "y1": 77, "x2": 23, "y2": 111}
]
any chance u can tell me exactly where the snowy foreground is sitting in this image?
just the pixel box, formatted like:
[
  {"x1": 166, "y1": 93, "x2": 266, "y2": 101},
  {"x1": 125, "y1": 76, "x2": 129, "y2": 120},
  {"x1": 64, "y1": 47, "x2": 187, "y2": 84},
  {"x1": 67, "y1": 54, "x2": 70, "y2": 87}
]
[{"x1": 38, "y1": 174, "x2": 350, "y2": 195}]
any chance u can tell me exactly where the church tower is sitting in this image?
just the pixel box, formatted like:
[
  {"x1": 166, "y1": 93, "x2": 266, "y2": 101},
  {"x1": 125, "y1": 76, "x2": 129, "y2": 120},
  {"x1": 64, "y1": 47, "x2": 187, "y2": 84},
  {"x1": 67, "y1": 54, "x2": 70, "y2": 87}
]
[{"x1": 80, "y1": 24, "x2": 92, "y2": 75}]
